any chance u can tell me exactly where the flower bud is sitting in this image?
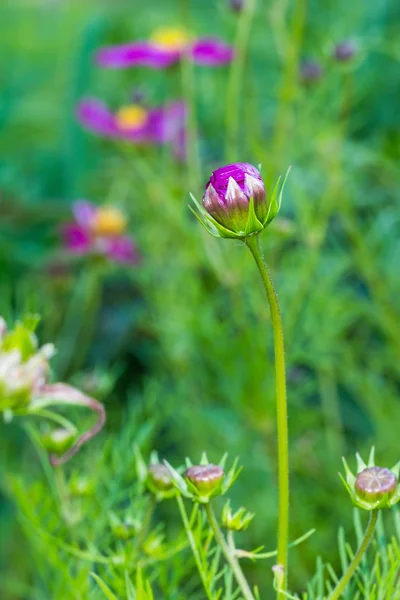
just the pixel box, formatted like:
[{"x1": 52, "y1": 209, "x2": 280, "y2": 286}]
[
  {"x1": 147, "y1": 463, "x2": 174, "y2": 495},
  {"x1": 340, "y1": 448, "x2": 400, "y2": 511},
  {"x1": 41, "y1": 428, "x2": 78, "y2": 456},
  {"x1": 110, "y1": 516, "x2": 139, "y2": 541},
  {"x1": 333, "y1": 40, "x2": 358, "y2": 62},
  {"x1": 192, "y1": 163, "x2": 287, "y2": 240},
  {"x1": 230, "y1": 0, "x2": 245, "y2": 11},
  {"x1": 185, "y1": 464, "x2": 224, "y2": 497},
  {"x1": 222, "y1": 500, "x2": 254, "y2": 531},
  {"x1": 299, "y1": 59, "x2": 324, "y2": 85},
  {"x1": 355, "y1": 467, "x2": 397, "y2": 503}
]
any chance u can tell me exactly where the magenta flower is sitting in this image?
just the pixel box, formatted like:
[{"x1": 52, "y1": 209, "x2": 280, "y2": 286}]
[
  {"x1": 95, "y1": 26, "x2": 234, "y2": 69},
  {"x1": 191, "y1": 162, "x2": 288, "y2": 239},
  {"x1": 76, "y1": 98, "x2": 187, "y2": 157},
  {"x1": 63, "y1": 201, "x2": 140, "y2": 264}
]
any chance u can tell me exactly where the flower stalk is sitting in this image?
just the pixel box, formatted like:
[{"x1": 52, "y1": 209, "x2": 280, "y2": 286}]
[
  {"x1": 329, "y1": 510, "x2": 379, "y2": 600},
  {"x1": 204, "y1": 501, "x2": 255, "y2": 600},
  {"x1": 244, "y1": 233, "x2": 289, "y2": 598}
]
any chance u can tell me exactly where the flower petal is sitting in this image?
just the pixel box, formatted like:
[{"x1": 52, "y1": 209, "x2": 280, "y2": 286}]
[
  {"x1": 95, "y1": 42, "x2": 181, "y2": 69},
  {"x1": 76, "y1": 99, "x2": 119, "y2": 137},
  {"x1": 191, "y1": 38, "x2": 234, "y2": 65},
  {"x1": 63, "y1": 223, "x2": 92, "y2": 254},
  {"x1": 100, "y1": 236, "x2": 141, "y2": 264},
  {"x1": 72, "y1": 200, "x2": 97, "y2": 229}
]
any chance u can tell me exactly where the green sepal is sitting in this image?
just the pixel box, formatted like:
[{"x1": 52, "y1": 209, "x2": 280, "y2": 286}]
[
  {"x1": 189, "y1": 194, "x2": 240, "y2": 240},
  {"x1": 265, "y1": 167, "x2": 291, "y2": 226},
  {"x1": 244, "y1": 197, "x2": 263, "y2": 237}
]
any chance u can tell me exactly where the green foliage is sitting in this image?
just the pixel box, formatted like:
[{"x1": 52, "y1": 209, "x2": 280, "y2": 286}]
[{"x1": 1, "y1": 0, "x2": 400, "y2": 597}]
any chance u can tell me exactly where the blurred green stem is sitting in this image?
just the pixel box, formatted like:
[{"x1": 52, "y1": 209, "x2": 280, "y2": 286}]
[
  {"x1": 245, "y1": 234, "x2": 289, "y2": 599},
  {"x1": 329, "y1": 510, "x2": 378, "y2": 600},
  {"x1": 225, "y1": 0, "x2": 256, "y2": 161},
  {"x1": 176, "y1": 496, "x2": 213, "y2": 600},
  {"x1": 318, "y1": 368, "x2": 344, "y2": 461},
  {"x1": 270, "y1": 0, "x2": 307, "y2": 179},
  {"x1": 205, "y1": 502, "x2": 255, "y2": 600}
]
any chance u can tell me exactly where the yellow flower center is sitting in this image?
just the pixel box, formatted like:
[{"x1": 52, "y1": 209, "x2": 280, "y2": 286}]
[
  {"x1": 115, "y1": 105, "x2": 148, "y2": 131},
  {"x1": 92, "y1": 207, "x2": 127, "y2": 237},
  {"x1": 150, "y1": 26, "x2": 190, "y2": 51}
]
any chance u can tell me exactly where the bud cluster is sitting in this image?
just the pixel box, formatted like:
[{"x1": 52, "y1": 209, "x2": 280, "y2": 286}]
[{"x1": 340, "y1": 448, "x2": 400, "y2": 511}]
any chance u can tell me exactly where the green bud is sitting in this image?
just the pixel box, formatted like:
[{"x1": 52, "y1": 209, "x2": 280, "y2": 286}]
[
  {"x1": 41, "y1": 428, "x2": 78, "y2": 456},
  {"x1": 146, "y1": 463, "x2": 176, "y2": 499},
  {"x1": 222, "y1": 500, "x2": 254, "y2": 531},
  {"x1": 110, "y1": 515, "x2": 139, "y2": 541}
]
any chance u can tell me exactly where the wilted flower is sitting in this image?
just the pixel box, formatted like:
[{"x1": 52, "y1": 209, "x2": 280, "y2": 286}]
[
  {"x1": 332, "y1": 40, "x2": 358, "y2": 62},
  {"x1": 76, "y1": 98, "x2": 187, "y2": 158},
  {"x1": 340, "y1": 448, "x2": 400, "y2": 511},
  {"x1": 0, "y1": 315, "x2": 106, "y2": 466},
  {"x1": 63, "y1": 200, "x2": 140, "y2": 264},
  {"x1": 299, "y1": 59, "x2": 324, "y2": 85},
  {"x1": 95, "y1": 26, "x2": 234, "y2": 69},
  {"x1": 191, "y1": 162, "x2": 288, "y2": 239}
]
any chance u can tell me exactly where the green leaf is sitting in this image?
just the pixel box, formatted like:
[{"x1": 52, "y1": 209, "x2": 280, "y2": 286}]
[
  {"x1": 244, "y1": 197, "x2": 263, "y2": 236},
  {"x1": 91, "y1": 573, "x2": 118, "y2": 600}
]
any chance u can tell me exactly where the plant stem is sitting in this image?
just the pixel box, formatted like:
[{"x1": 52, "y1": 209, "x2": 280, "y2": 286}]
[
  {"x1": 245, "y1": 234, "x2": 289, "y2": 599},
  {"x1": 329, "y1": 510, "x2": 378, "y2": 600},
  {"x1": 176, "y1": 495, "x2": 214, "y2": 600},
  {"x1": 225, "y1": 0, "x2": 256, "y2": 162},
  {"x1": 204, "y1": 502, "x2": 255, "y2": 600}
]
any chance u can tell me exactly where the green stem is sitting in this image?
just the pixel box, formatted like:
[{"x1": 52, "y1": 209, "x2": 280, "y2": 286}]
[
  {"x1": 205, "y1": 503, "x2": 255, "y2": 600},
  {"x1": 176, "y1": 495, "x2": 213, "y2": 600},
  {"x1": 225, "y1": 0, "x2": 256, "y2": 162},
  {"x1": 329, "y1": 510, "x2": 378, "y2": 600},
  {"x1": 245, "y1": 234, "x2": 289, "y2": 599}
]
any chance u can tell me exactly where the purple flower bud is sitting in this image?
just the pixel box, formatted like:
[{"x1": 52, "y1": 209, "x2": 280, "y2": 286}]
[
  {"x1": 230, "y1": 0, "x2": 245, "y2": 11},
  {"x1": 299, "y1": 59, "x2": 324, "y2": 85},
  {"x1": 355, "y1": 467, "x2": 397, "y2": 503},
  {"x1": 333, "y1": 40, "x2": 358, "y2": 62},
  {"x1": 202, "y1": 163, "x2": 267, "y2": 236},
  {"x1": 148, "y1": 463, "x2": 174, "y2": 492},
  {"x1": 185, "y1": 464, "x2": 225, "y2": 494}
]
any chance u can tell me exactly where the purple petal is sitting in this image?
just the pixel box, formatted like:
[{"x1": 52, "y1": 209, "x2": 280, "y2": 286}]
[
  {"x1": 76, "y1": 99, "x2": 120, "y2": 137},
  {"x1": 147, "y1": 101, "x2": 187, "y2": 144},
  {"x1": 98, "y1": 236, "x2": 141, "y2": 264},
  {"x1": 72, "y1": 200, "x2": 97, "y2": 229},
  {"x1": 191, "y1": 38, "x2": 234, "y2": 65},
  {"x1": 208, "y1": 163, "x2": 262, "y2": 202},
  {"x1": 63, "y1": 223, "x2": 92, "y2": 254},
  {"x1": 95, "y1": 42, "x2": 181, "y2": 69}
]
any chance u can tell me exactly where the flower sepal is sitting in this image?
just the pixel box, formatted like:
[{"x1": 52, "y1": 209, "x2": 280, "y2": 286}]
[{"x1": 340, "y1": 447, "x2": 400, "y2": 511}]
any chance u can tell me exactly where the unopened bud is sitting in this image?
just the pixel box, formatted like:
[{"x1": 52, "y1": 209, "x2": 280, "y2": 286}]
[
  {"x1": 333, "y1": 40, "x2": 358, "y2": 62},
  {"x1": 222, "y1": 500, "x2": 254, "y2": 531},
  {"x1": 355, "y1": 467, "x2": 397, "y2": 503},
  {"x1": 148, "y1": 463, "x2": 174, "y2": 491},
  {"x1": 185, "y1": 464, "x2": 224, "y2": 496},
  {"x1": 41, "y1": 428, "x2": 78, "y2": 455}
]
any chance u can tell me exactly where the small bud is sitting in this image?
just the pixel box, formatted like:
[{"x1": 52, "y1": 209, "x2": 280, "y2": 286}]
[
  {"x1": 111, "y1": 516, "x2": 139, "y2": 541},
  {"x1": 299, "y1": 59, "x2": 324, "y2": 85},
  {"x1": 230, "y1": 0, "x2": 244, "y2": 11},
  {"x1": 355, "y1": 467, "x2": 397, "y2": 503},
  {"x1": 333, "y1": 40, "x2": 358, "y2": 63},
  {"x1": 69, "y1": 475, "x2": 94, "y2": 497},
  {"x1": 185, "y1": 464, "x2": 224, "y2": 497},
  {"x1": 340, "y1": 449, "x2": 400, "y2": 511},
  {"x1": 222, "y1": 500, "x2": 254, "y2": 531},
  {"x1": 191, "y1": 163, "x2": 288, "y2": 240},
  {"x1": 41, "y1": 428, "x2": 78, "y2": 456},
  {"x1": 147, "y1": 463, "x2": 175, "y2": 499}
]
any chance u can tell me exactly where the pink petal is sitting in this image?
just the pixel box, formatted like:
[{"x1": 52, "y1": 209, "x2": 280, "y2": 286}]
[
  {"x1": 95, "y1": 42, "x2": 181, "y2": 69},
  {"x1": 98, "y1": 236, "x2": 141, "y2": 264},
  {"x1": 76, "y1": 99, "x2": 120, "y2": 137},
  {"x1": 191, "y1": 38, "x2": 234, "y2": 65},
  {"x1": 72, "y1": 200, "x2": 97, "y2": 229},
  {"x1": 63, "y1": 223, "x2": 92, "y2": 254}
]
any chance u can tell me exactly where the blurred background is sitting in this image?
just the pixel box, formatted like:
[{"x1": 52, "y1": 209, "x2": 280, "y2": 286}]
[{"x1": 1, "y1": 0, "x2": 400, "y2": 598}]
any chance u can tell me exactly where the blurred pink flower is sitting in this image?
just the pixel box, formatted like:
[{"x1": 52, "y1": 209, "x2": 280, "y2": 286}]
[
  {"x1": 95, "y1": 26, "x2": 234, "y2": 69},
  {"x1": 63, "y1": 201, "x2": 140, "y2": 265},
  {"x1": 76, "y1": 98, "x2": 187, "y2": 158}
]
